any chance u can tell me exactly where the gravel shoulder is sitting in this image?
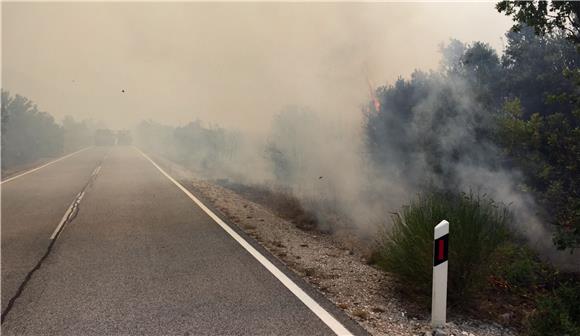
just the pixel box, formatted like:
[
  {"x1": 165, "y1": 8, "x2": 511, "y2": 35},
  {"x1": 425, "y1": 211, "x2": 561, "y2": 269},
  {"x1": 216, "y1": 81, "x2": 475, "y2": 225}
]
[{"x1": 154, "y1": 155, "x2": 517, "y2": 336}]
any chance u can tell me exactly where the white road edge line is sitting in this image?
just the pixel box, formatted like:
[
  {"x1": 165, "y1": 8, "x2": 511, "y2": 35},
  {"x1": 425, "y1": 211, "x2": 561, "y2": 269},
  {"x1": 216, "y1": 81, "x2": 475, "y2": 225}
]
[
  {"x1": 1, "y1": 147, "x2": 92, "y2": 185},
  {"x1": 136, "y1": 148, "x2": 354, "y2": 336}
]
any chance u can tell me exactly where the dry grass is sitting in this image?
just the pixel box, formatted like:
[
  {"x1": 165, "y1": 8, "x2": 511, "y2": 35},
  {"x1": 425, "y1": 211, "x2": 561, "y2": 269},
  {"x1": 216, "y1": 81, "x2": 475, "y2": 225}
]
[
  {"x1": 271, "y1": 239, "x2": 286, "y2": 248},
  {"x1": 215, "y1": 180, "x2": 319, "y2": 231},
  {"x1": 242, "y1": 223, "x2": 257, "y2": 230},
  {"x1": 352, "y1": 308, "x2": 369, "y2": 320}
]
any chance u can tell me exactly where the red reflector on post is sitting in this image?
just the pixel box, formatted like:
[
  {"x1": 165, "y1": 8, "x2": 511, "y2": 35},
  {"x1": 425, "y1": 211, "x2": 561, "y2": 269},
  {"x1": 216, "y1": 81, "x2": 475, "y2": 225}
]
[{"x1": 433, "y1": 234, "x2": 449, "y2": 266}]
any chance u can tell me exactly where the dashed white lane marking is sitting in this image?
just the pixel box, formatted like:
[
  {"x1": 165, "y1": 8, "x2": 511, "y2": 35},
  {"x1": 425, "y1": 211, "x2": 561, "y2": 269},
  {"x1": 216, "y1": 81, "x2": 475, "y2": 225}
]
[
  {"x1": 136, "y1": 147, "x2": 354, "y2": 336},
  {"x1": 92, "y1": 165, "x2": 101, "y2": 176},
  {"x1": 49, "y1": 191, "x2": 83, "y2": 240},
  {"x1": 49, "y1": 160, "x2": 99, "y2": 240},
  {"x1": 1, "y1": 147, "x2": 92, "y2": 185}
]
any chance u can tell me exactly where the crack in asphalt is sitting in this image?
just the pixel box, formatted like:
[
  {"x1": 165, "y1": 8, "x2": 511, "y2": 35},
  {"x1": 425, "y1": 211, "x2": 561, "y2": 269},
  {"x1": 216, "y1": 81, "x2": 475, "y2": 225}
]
[{"x1": 1, "y1": 156, "x2": 106, "y2": 323}]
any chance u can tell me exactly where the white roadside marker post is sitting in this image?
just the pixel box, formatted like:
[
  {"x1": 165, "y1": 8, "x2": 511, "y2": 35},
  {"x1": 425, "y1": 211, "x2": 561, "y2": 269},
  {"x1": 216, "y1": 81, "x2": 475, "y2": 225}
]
[{"x1": 432, "y1": 220, "x2": 449, "y2": 329}]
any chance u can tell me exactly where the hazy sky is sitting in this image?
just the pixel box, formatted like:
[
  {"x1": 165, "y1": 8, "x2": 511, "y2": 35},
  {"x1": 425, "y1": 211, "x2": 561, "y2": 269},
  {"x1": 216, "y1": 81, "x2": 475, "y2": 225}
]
[{"x1": 2, "y1": 2, "x2": 512, "y2": 132}]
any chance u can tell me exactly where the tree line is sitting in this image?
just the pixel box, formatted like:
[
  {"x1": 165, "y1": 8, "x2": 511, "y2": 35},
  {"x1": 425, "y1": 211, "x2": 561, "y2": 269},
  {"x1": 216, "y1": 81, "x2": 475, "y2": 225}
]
[{"x1": 1, "y1": 90, "x2": 97, "y2": 172}]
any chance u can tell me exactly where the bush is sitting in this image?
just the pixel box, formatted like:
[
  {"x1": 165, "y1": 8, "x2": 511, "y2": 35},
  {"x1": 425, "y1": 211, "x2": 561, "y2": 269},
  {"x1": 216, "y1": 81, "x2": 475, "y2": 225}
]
[
  {"x1": 488, "y1": 243, "x2": 555, "y2": 292},
  {"x1": 529, "y1": 283, "x2": 580, "y2": 336},
  {"x1": 373, "y1": 191, "x2": 510, "y2": 305}
]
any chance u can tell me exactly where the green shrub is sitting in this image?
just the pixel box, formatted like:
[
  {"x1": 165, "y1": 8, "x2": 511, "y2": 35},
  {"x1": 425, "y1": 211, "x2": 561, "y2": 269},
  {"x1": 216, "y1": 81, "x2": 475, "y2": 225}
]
[
  {"x1": 488, "y1": 243, "x2": 555, "y2": 292},
  {"x1": 497, "y1": 98, "x2": 580, "y2": 251},
  {"x1": 529, "y1": 283, "x2": 580, "y2": 336},
  {"x1": 373, "y1": 191, "x2": 510, "y2": 305}
]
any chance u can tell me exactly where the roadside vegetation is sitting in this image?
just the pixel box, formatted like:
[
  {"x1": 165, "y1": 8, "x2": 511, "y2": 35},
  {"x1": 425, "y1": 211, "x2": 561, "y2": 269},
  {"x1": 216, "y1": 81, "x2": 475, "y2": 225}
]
[
  {"x1": 135, "y1": 119, "x2": 243, "y2": 180},
  {"x1": 1, "y1": 90, "x2": 98, "y2": 173},
  {"x1": 365, "y1": 26, "x2": 579, "y2": 253},
  {"x1": 365, "y1": 3, "x2": 580, "y2": 334},
  {"x1": 372, "y1": 190, "x2": 580, "y2": 335},
  {"x1": 213, "y1": 181, "x2": 319, "y2": 231}
]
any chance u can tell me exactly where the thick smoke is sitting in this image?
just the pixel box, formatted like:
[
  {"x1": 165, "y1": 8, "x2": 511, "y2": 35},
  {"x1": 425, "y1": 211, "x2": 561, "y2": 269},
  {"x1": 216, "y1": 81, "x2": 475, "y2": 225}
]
[
  {"x1": 3, "y1": 3, "x2": 576, "y2": 270},
  {"x1": 136, "y1": 40, "x2": 579, "y2": 270}
]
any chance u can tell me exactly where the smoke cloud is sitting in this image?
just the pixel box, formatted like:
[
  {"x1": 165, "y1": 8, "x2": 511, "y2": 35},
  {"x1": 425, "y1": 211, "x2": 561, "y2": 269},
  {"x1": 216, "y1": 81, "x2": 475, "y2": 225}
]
[
  {"x1": 8, "y1": 3, "x2": 575, "y2": 269},
  {"x1": 3, "y1": 2, "x2": 511, "y2": 131}
]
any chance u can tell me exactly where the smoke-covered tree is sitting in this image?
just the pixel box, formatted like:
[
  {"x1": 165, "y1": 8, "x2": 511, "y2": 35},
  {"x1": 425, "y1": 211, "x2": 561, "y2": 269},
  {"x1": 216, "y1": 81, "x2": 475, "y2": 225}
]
[
  {"x1": 365, "y1": 28, "x2": 580, "y2": 250},
  {"x1": 497, "y1": 99, "x2": 580, "y2": 250},
  {"x1": 173, "y1": 120, "x2": 237, "y2": 172},
  {"x1": 134, "y1": 120, "x2": 177, "y2": 155},
  {"x1": 1, "y1": 90, "x2": 64, "y2": 171},
  {"x1": 135, "y1": 119, "x2": 240, "y2": 179},
  {"x1": 501, "y1": 27, "x2": 580, "y2": 119},
  {"x1": 496, "y1": 2, "x2": 580, "y2": 250},
  {"x1": 443, "y1": 40, "x2": 503, "y2": 109},
  {"x1": 62, "y1": 116, "x2": 98, "y2": 152},
  {"x1": 266, "y1": 106, "x2": 324, "y2": 187},
  {"x1": 365, "y1": 41, "x2": 502, "y2": 191},
  {"x1": 496, "y1": 30, "x2": 580, "y2": 251}
]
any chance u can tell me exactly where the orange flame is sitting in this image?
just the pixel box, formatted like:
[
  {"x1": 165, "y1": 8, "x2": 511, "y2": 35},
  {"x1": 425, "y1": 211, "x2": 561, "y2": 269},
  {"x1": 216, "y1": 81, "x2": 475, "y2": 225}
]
[{"x1": 364, "y1": 67, "x2": 381, "y2": 112}]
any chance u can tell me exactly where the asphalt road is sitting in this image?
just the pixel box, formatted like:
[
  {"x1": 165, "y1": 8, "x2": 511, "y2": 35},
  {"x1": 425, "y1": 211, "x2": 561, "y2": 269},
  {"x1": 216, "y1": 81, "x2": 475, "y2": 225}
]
[
  {"x1": 1, "y1": 146, "x2": 363, "y2": 335},
  {"x1": 1, "y1": 147, "x2": 107, "y2": 313}
]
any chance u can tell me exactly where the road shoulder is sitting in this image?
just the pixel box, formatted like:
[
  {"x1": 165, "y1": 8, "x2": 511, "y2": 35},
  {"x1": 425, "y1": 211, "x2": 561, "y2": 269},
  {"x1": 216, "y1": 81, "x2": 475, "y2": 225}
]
[{"x1": 150, "y1": 154, "x2": 518, "y2": 336}]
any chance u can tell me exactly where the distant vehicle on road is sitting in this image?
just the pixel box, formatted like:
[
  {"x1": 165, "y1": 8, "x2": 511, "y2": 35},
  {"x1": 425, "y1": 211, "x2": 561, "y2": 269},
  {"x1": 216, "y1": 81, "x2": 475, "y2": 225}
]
[
  {"x1": 94, "y1": 129, "x2": 116, "y2": 146},
  {"x1": 117, "y1": 130, "x2": 132, "y2": 145}
]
